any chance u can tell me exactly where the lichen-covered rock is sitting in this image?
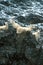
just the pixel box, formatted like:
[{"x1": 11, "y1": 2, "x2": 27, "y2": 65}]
[{"x1": 0, "y1": 30, "x2": 38, "y2": 65}]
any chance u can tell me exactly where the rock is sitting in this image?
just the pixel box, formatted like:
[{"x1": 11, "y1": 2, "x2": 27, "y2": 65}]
[{"x1": 0, "y1": 20, "x2": 43, "y2": 65}]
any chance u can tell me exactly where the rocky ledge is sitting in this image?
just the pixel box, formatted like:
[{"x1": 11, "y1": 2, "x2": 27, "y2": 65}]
[{"x1": 0, "y1": 19, "x2": 43, "y2": 65}]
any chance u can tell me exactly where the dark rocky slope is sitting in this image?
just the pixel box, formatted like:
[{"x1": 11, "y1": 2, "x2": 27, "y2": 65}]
[{"x1": 0, "y1": 23, "x2": 43, "y2": 65}]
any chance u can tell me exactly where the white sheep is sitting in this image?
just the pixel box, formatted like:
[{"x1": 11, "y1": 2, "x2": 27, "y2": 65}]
[
  {"x1": 9, "y1": 19, "x2": 40, "y2": 41},
  {"x1": 9, "y1": 19, "x2": 33, "y2": 33}
]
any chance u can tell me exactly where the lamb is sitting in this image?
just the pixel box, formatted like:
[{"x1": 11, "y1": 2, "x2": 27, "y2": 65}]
[{"x1": 32, "y1": 29, "x2": 40, "y2": 41}]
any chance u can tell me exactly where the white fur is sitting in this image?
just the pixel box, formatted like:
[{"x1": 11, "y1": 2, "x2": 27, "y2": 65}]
[{"x1": 0, "y1": 22, "x2": 8, "y2": 30}]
